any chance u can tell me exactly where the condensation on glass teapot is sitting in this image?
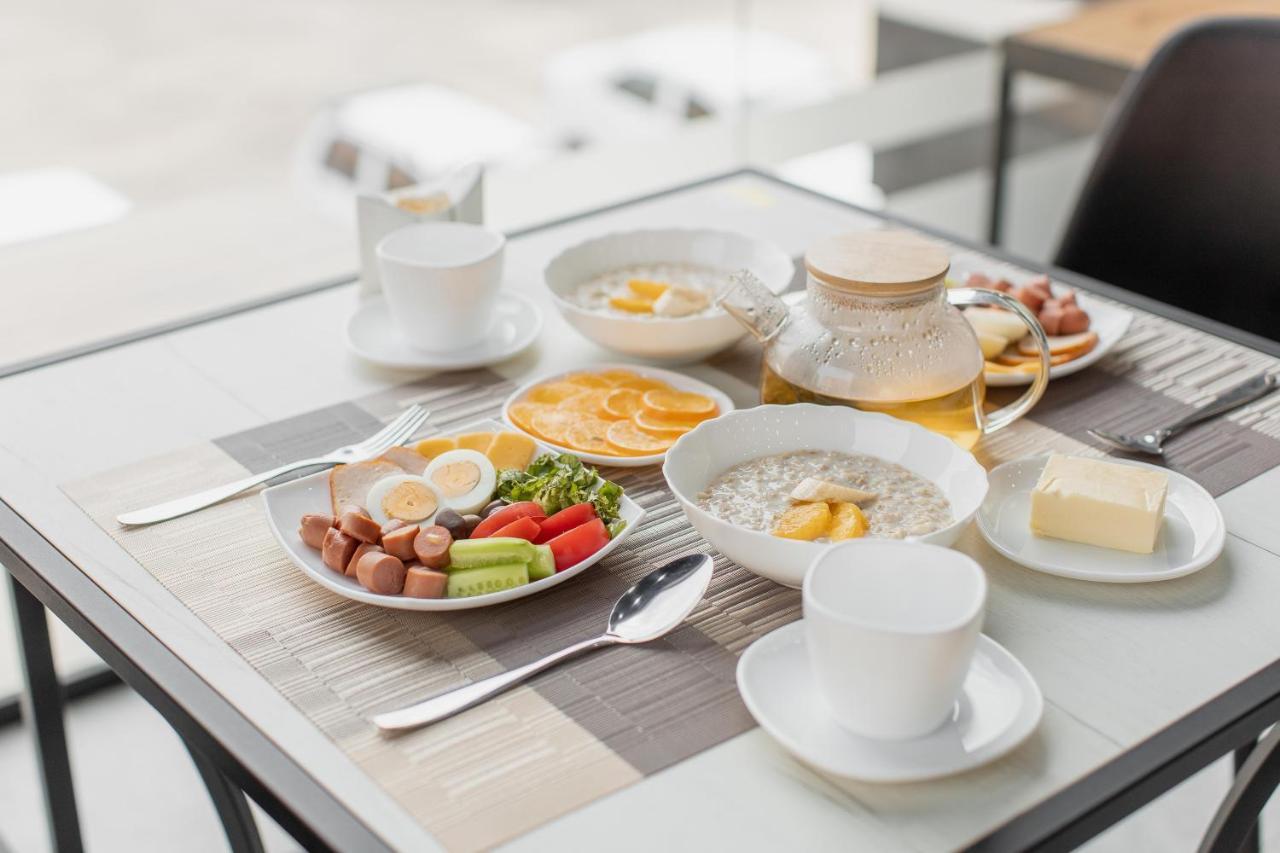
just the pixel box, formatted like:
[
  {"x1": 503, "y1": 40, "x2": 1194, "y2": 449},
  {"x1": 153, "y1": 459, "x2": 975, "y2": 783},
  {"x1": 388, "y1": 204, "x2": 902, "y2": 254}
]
[{"x1": 718, "y1": 229, "x2": 1051, "y2": 449}]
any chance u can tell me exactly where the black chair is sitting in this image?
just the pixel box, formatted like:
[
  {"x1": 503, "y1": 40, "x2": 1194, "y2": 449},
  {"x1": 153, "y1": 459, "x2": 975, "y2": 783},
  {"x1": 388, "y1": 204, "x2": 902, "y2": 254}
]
[{"x1": 1055, "y1": 17, "x2": 1280, "y2": 343}]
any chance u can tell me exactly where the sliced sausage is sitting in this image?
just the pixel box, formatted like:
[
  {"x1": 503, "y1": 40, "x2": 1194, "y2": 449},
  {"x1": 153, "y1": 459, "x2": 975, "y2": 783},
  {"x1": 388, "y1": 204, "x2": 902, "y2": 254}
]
[
  {"x1": 356, "y1": 552, "x2": 406, "y2": 595},
  {"x1": 381, "y1": 519, "x2": 408, "y2": 536},
  {"x1": 346, "y1": 542, "x2": 381, "y2": 578},
  {"x1": 402, "y1": 566, "x2": 448, "y2": 599},
  {"x1": 299, "y1": 514, "x2": 335, "y2": 549},
  {"x1": 413, "y1": 525, "x2": 453, "y2": 569},
  {"x1": 381, "y1": 524, "x2": 420, "y2": 561},
  {"x1": 1058, "y1": 306, "x2": 1090, "y2": 334},
  {"x1": 1016, "y1": 286, "x2": 1046, "y2": 312},
  {"x1": 321, "y1": 528, "x2": 358, "y2": 574},
  {"x1": 339, "y1": 509, "x2": 381, "y2": 544}
]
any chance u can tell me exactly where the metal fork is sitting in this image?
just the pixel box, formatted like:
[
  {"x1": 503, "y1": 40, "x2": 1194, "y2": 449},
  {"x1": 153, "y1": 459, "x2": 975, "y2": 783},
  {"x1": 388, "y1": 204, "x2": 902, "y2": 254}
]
[
  {"x1": 1088, "y1": 373, "x2": 1277, "y2": 456},
  {"x1": 116, "y1": 405, "x2": 431, "y2": 526}
]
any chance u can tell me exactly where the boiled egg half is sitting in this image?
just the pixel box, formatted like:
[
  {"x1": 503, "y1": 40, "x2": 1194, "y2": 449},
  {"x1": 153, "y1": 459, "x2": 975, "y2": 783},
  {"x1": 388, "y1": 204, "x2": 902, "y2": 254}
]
[
  {"x1": 365, "y1": 475, "x2": 440, "y2": 527},
  {"x1": 423, "y1": 449, "x2": 497, "y2": 514}
]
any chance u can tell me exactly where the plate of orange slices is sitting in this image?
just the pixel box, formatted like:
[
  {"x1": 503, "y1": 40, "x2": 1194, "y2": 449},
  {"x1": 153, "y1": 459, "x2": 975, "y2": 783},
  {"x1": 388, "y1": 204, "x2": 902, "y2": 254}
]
[{"x1": 502, "y1": 363, "x2": 734, "y2": 467}]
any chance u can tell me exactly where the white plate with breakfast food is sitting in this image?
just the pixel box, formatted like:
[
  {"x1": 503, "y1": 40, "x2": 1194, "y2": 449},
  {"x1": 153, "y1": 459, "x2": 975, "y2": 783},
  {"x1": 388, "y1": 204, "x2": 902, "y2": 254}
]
[
  {"x1": 262, "y1": 419, "x2": 644, "y2": 610},
  {"x1": 345, "y1": 292, "x2": 543, "y2": 370},
  {"x1": 502, "y1": 363, "x2": 734, "y2": 467},
  {"x1": 954, "y1": 272, "x2": 1134, "y2": 387},
  {"x1": 976, "y1": 453, "x2": 1225, "y2": 582},
  {"x1": 662, "y1": 404, "x2": 989, "y2": 587},
  {"x1": 544, "y1": 228, "x2": 794, "y2": 364},
  {"x1": 737, "y1": 621, "x2": 1042, "y2": 783}
]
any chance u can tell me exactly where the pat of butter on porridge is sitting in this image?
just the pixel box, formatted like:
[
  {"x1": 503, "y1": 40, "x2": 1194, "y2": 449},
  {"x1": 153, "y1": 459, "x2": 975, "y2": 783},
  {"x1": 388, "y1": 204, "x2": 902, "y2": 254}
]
[{"x1": 697, "y1": 450, "x2": 952, "y2": 540}]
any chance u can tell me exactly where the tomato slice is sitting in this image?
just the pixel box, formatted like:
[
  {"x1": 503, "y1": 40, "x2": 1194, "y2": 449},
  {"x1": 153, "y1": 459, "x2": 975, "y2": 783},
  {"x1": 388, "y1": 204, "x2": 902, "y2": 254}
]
[
  {"x1": 489, "y1": 516, "x2": 541, "y2": 542},
  {"x1": 471, "y1": 501, "x2": 545, "y2": 539},
  {"x1": 546, "y1": 518, "x2": 610, "y2": 572},
  {"x1": 535, "y1": 503, "x2": 597, "y2": 544}
]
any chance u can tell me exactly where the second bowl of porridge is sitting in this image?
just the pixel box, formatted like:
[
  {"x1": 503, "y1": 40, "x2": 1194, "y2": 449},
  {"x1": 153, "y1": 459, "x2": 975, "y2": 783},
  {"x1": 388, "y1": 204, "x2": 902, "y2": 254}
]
[
  {"x1": 663, "y1": 404, "x2": 989, "y2": 587},
  {"x1": 544, "y1": 228, "x2": 794, "y2": 364}
]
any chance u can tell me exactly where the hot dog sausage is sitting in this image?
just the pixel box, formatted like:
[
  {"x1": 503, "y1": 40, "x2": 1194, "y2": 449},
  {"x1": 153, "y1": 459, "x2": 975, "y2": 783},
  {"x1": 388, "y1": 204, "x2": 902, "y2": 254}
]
[
  {"x1": 402, "y1": 566, "x2": 448, "y2": 599},
  {"x1": 321, "y1": 528, "x2": 358, "y2": 573},
  {"x1": 299, "y1": 514, "x2": 335, "y2": 549},
  {"x1": 413, "y1": 525, "x2": 453, "y2": 569},
  {"x1": 356, "y1": 551, "x2": 406, "y2": 595},
  {"x1": 381, "y1": 524, "x2": 420, "y2": 561},
  {"x1": 339, "y1": 509, "x2": 382, "y2": 544},
  {"x1": 346, "y1": 542, "x2": 381, "y2": 578}
]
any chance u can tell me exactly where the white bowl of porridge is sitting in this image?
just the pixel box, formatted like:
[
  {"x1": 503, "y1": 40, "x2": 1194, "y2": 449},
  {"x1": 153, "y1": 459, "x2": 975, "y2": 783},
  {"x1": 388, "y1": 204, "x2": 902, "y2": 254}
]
[
  {"x1": 662, "y1": 404, "x2": 989, "y2": 587},
  {"x1": 544, "y1": 228, "x2": 794, "y2": 364}
]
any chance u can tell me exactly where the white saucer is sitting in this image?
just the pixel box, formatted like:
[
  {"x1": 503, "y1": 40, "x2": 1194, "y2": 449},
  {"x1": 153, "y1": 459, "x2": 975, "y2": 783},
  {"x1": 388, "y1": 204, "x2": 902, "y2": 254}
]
[
  {"x1": 976, "y1": 454, "x2": 1226, "y2": 583},
  {"x1": 346, "y1": 291, "x2": 542, "y2": 370},
  {"x1": 737, "y1": 621, "x2": 1042, "y2": 783}
]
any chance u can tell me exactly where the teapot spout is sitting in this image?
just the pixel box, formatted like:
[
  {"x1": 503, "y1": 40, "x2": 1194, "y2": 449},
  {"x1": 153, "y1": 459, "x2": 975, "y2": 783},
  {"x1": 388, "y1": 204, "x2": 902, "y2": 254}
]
[{"x1": 718, "y1": 269, "x2": 790, "y2": 343}]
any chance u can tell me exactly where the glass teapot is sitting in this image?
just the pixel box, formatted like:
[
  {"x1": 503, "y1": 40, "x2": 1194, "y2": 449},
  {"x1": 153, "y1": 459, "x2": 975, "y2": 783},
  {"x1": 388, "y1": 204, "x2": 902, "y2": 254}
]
[{"x1": 719, "y1": 230, "x2": 1050, "y2": 449}]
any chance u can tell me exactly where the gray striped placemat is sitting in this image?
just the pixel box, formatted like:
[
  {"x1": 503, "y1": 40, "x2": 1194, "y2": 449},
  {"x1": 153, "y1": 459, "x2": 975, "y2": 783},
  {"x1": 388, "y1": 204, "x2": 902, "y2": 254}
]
[{"x1": 62, "y1": 273, "x2": 1280, "y2": 851}]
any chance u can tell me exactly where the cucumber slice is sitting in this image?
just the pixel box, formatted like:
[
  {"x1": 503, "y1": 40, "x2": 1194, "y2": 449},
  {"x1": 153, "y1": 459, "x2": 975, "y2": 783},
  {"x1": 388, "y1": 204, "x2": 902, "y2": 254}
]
[
  {"x1": 446, "y1": 563, "x2": 530, "y2": 598},
  {"x1": 448, "y1": 537, "x2": 535, "y2": 570},
  {"x1": 528, "y1": 544, "x2": 555, "y2": 582}
]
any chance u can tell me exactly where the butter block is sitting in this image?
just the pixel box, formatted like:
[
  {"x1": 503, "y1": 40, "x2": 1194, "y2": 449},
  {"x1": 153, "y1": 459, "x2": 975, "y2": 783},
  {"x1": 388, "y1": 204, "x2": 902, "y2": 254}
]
[{"x1": 1029, "y1": 454, "x2": 1168, "y2": 553}]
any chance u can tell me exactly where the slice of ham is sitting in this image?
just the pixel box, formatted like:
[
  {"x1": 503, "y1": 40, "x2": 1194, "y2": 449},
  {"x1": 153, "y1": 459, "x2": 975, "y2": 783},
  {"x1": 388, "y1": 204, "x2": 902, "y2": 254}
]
[
  {"x1": 380, "y1": 446, "x2": 430, "y2": 475},
  {"x1": 329, "y1": 459, "x2": 402, "y2": 516}
]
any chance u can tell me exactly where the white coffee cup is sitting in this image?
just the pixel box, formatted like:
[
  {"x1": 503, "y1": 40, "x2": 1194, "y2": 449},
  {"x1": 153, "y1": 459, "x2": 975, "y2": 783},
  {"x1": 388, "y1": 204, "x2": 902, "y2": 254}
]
[
  {"x1": 375, "y1": 221, "x2": 505, "y2": 352},
  {"x1": 803, "y1": 540, "x2": 986, "y2": 740}
]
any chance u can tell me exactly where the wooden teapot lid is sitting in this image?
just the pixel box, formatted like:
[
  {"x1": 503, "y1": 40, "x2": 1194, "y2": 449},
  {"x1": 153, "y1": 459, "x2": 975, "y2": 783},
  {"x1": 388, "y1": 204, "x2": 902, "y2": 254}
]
[{"x1": 805, "y1": 230, "x2": 950, "y2": 295}]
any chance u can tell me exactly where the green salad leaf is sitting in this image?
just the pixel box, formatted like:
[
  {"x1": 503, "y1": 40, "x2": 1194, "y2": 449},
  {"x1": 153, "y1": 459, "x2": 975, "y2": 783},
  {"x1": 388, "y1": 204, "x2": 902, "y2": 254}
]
[{"x1": 496, "y1": 453, "x2": 624, "y2": 527}]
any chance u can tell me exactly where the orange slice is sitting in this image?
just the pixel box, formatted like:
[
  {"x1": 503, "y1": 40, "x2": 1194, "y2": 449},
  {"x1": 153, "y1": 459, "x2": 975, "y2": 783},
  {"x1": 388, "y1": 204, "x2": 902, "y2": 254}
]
[
  {"x1": 526, "y1": 381, "x2": 586, "y2": 404},
  {"x1": 560, "y1": 388, "x2": 612, "y2": 414},
  {"x1": 615, "y1": 376, "x2": 669, "y2": 393},
  {"x1": 642, "y1": 389, "x2": 717, "y2": 420},
  {"x1": 562, "y1": 372, "x2": 614, "y2": 388},
  {"x1": 602, "y1": 388, "x2": 644, "y2": 419},
  {"x1": 632, "y1": 410, "x2": 699, "y2": 438},
  {"x1": 565, "y1": 416, "x2": 615, "y2": 455},
  {"x1": 508, "y1": 402, "x2": 554, "y2": 436},
  {"x1": 597, "y1": 368, "x2": 642, "y2": 384},
  {"x1": 607, "y1": 420, "x2": 675, "y2": 455},
  {"x1": 530, "y1": 408, "x2": 580, "y2": 445}
]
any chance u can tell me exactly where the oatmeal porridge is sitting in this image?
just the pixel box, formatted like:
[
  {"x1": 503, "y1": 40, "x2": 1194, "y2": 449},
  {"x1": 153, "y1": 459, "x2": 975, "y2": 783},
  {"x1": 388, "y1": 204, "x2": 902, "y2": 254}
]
[
  {"x1": 696, "y1": 450, "x2": 952, "y2": 540},
  {"x1": 574, "y1": 262, "x2": 727, "y2": 319}
]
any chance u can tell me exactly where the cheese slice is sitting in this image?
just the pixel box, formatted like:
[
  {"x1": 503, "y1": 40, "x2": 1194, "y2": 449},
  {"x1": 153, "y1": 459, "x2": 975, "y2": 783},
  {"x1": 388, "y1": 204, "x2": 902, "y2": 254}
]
[{"x1": 1029, "y1": 454, "x2": 1168, "y2": 554}]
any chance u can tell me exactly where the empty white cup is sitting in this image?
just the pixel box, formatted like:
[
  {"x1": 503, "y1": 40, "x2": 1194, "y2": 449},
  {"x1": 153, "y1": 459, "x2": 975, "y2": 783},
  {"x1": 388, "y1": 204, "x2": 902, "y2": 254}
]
[
  {"x1": 376, "y1": 222, "x2": 506, "y2": 352},
  {"x1": 803, "y1": 540, "x2": 986, "y2": 740}
]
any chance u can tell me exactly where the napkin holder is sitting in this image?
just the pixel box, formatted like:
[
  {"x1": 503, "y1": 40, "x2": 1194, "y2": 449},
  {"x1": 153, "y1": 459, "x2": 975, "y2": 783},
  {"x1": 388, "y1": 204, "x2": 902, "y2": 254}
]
[{"x1": 356, "y1": 162, "x2": 484, "y2": 297}]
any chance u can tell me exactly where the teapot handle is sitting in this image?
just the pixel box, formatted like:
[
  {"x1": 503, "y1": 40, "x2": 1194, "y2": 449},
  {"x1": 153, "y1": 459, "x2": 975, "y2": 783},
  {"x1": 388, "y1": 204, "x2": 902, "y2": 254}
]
[{"x1": 947, "y1": 288, "x2": 1051, "y2": 435}]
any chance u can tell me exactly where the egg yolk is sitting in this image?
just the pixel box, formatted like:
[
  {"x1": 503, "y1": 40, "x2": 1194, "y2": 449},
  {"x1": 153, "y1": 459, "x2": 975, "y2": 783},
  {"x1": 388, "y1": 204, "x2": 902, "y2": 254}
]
[
  {"x1": 430, "y1": 461, "x2": 481, "y2": 497},
  {"x1": 381, "y1": 482, "x2": 438, "y2": 521}
]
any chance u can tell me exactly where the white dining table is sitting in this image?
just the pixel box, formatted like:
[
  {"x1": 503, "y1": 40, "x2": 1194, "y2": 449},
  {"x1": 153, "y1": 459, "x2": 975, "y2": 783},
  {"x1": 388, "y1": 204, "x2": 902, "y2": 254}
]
[{"x1": 4, "y1": 170, "x2": 1280, "y2": 853}]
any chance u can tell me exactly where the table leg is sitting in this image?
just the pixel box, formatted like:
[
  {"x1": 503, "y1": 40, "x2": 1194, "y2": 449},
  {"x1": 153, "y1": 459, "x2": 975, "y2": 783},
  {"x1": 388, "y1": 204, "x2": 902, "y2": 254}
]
[
  {"x1": 1233, "y1": 741, "x2": 1261, "y2": 853},
  {"x1": 987, "y1": 54, "x2": 1014, "y2": 247},
  {"x1": 1199, "y1": 729, "x2": 1280, "y2": 853},
  {"x1": 7, "y1": 571, "x2": 84, "y2": 853},
  {"x1": 184, "y1": 739, "x2": 266, "y2": 853}
]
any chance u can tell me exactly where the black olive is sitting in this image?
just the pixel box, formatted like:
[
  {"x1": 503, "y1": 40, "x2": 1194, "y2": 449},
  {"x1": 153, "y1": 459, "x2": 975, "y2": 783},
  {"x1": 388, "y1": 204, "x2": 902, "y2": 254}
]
[
  {"x1": 434, "y1": 509, "x2": 469, "y2": 541},
  {"x1": 461, "y1": 514, "x2": 483, "y2": 537},
  {"x1": 480, "y1": 499, "x2": 507, "y2": 518}
]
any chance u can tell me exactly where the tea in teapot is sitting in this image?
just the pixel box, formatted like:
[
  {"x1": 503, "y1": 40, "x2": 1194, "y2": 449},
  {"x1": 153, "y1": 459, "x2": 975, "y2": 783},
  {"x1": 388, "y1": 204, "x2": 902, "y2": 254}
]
[{"x1": 720, "y1": 230, "x2": 1050, "y2": 449}]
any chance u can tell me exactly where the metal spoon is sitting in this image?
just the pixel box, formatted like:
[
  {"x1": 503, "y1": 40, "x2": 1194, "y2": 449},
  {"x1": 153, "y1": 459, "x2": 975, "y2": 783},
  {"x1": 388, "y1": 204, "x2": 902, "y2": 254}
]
[
  {"x1": 1088, "y1": 372, "x2": 1277, "y2": 456},
  {"x1": 372, "y1": 553, "x2": 715, "y2": 733}
]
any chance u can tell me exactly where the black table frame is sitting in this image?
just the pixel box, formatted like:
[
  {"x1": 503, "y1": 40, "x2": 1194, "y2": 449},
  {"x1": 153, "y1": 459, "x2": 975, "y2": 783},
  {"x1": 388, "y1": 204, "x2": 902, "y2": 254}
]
[
  {"x1": 987, "y1": 35, "x2": 1134, "y2": 247},
  {"x1": 5, "y1": 168, "x2": 1280, "y2": 853}
]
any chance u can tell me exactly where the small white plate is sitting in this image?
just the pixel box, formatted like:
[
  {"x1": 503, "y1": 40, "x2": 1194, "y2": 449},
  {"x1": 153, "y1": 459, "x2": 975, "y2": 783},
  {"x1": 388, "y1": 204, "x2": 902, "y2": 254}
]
[
  {"x1": 345, "y1": 291, "x2": 542, "y2": 370},
  {"x1": 984, "y1": 290, "x2": 1134, "y2": 387},
  {"x1": 501, "y1": 363, "x2": 735, "y2": 468},
  {"x1": 737, "y1": 621, "x2": 1042, "y2": 783},
  {"x1": 976, "y1": 454, "x2": 1226, "y2": 583},
  {"x1": 262, "y1": 418, "x2": 644, "y2": 610}
]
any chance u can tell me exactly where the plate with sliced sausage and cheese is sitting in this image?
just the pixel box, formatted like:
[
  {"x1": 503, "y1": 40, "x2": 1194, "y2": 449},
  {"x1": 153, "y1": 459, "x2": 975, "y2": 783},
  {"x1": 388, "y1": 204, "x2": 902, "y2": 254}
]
[{"x1": 263, "y1": 418, "x2": 645, "y2": 611}]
